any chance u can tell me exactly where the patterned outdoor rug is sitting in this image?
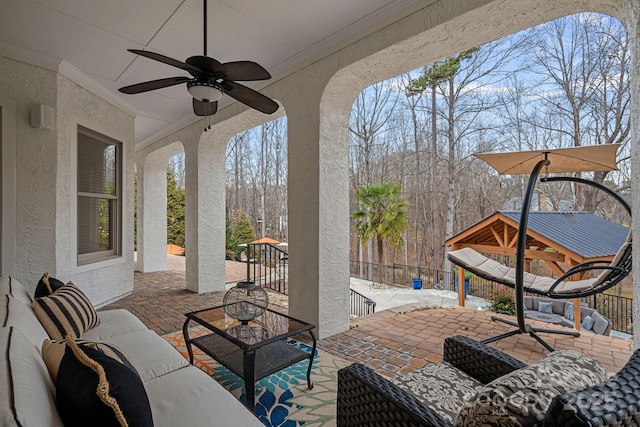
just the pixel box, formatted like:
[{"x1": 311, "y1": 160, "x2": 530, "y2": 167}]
[{"x1": 163, "y1": 326, "x2": 350, "y2": 426}]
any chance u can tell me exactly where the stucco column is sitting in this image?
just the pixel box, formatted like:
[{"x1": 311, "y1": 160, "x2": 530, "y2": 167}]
[
  {"x1": 135, "y1": 151, "x2": 168, "y2": 272},
  {"x1": 184, "y1": 133, "x2": 226, "y2": 293},
  {"x1": 624, "y1": 1, "x2": 640, "y2": 349},
  {"x1": 284, "y1": 77, "x2": 352, "y2": 339}
]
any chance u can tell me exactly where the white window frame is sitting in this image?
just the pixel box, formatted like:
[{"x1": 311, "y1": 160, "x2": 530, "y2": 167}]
[{"x1": 77, "y1": 125, "x2": 122, "y2": 265}]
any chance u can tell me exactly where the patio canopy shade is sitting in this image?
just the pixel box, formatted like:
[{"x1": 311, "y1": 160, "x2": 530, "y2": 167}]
[
  {"x1": 251, "y1": 237, "x2": 281, "y2": 245},
  {"x1": 475, "y1": 144, "x2": 620, "y2": 175}
]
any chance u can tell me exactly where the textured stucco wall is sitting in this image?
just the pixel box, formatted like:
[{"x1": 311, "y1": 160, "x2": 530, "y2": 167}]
[
  {"x1": 183, "y1": 137, "x2": 228, "y2": 293},
  {"x1": 0, "y1": 55, "x2": 135, "y2": 304},
  {"x1": 0, "y1": 56, "x2": 58, "y2": 290},
  {"x1": 55, "y1": 74, "x2": 135, "y2": 306}
]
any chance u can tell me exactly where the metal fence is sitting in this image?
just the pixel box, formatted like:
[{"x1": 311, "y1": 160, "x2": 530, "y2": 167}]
[
  {"x1": 349, "y1": 260, "x2": 457, "y2": 291},
  {"x1": 349, "y1": 259, "x2": 633, "y2": 334}
]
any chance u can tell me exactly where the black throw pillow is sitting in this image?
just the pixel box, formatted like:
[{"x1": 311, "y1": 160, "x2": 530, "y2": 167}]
[
  {"x1": 34, "y1": 272, "x2": 65, "y2": 298},
  {"x1": 56, "y1": 337, "x2": 154, "y2": 427}
]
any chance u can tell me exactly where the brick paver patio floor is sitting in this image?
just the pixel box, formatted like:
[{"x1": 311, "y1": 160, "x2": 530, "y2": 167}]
[{"x1": 105, "y1": 259, "x2": 634, "y2": 381}]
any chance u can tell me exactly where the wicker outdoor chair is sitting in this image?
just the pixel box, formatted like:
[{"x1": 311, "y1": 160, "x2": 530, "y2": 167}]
[{"x1": 337, "y1": 335, "x2": 640, "y2": 426}]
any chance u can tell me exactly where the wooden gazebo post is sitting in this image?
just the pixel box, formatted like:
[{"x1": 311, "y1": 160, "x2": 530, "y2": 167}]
[
  {"x1": 458, "y1": 265, "x2": 465, "y2": 307},
  {"x1": 567, "y1": 259, "x2": 583, "y2": 331},
  {"x1": 451, "y1": 243, "x2": 466, "y2": 307}
]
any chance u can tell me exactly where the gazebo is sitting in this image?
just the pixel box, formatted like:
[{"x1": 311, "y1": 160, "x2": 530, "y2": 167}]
[{"x1": 445, "y1": 210, "x2": 629, "y2": 327}]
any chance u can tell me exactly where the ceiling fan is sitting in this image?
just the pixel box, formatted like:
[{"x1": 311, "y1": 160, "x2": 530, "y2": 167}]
[{"x1": 118, "y1": 0, "x2": 278, "y2": 117}]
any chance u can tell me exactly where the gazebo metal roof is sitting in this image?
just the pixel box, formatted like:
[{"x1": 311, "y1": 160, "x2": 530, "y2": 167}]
[
  {"x1": 445, "y1": 210, "x2": 628, "y2": 271},
  {"x1": 499, "y1": 211, "x2": 628, "y2": 259}
]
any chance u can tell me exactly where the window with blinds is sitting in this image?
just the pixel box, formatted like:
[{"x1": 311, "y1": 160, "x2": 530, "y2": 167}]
[{"x1": 77, "y1": 126, "x2": 121, "y2": 264}]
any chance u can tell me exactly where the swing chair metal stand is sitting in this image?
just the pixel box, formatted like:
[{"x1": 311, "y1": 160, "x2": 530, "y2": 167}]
[{"x1": 480, "y1": 155, "x2": 580, "y2": 352}]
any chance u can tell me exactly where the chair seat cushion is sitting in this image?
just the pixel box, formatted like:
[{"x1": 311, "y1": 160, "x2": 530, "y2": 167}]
[
  {"x1": 455, "y1": 350, "x2": 606, "y2": 427},
  {"x1": 393, "y1": 361, "x2": 482, "y2": 423},
  {"x1": 524, "y1": 311, "x2": 564, "y2": 324},
  {"x1": 447, "y1": 248, "x2": 600, "y2": 294}
]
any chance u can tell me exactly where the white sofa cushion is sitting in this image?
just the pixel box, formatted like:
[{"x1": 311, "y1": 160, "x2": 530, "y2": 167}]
[
  {"x1": 81, "y1": 309, "x2": 149, "y2": 341},
  {"x1": 0, "y1": 327, "x2": 64, "y2": 427},
  {"x1": 0, "y1": 277, "x2": 32, "y2": 305},
  {"x1": 101, "y1": 330, "x2": 189, "y2": 382},
  {"x1": 144, "y1": 365, "x2": 262, "y2": 427},
  {"x1": 3, "y1": 295, "x2": 50, "y2": 351}
]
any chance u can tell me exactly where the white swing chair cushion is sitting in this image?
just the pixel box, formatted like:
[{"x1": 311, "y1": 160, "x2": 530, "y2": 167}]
[{"x1": 447, "y1": 248, "x2": 601, "y2": 295}]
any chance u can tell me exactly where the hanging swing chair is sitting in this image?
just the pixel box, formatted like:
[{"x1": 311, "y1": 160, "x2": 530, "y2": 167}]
[{"x1": 447, "y1": 145, "x2": 631, "y2": 351}]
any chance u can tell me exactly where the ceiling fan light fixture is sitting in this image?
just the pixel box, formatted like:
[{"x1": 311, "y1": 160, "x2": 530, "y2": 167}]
[{"x1": 187, "y1": 81, "x2": 223, "y2": 102}]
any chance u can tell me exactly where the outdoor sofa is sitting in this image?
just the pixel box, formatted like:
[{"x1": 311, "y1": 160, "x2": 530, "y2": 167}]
[
  {"x1": 337, "y1": 334, "x2": 640, "y2": 426},
  {"x1": 524, "y1": 295, "x2": 611, "y2": 336},
  {"x1": 0, "y1": 276, "x2": 262, "y2": 426}
]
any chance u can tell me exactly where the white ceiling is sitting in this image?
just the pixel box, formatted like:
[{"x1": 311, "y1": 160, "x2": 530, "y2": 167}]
[{"x1": 0, "y1": 0, "x2": 427, "y2": 145}]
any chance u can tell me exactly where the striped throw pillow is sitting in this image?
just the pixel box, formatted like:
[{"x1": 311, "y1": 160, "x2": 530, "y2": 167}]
[{"x1": 32, "y1": 283, "x2": 100, "y2": 340}]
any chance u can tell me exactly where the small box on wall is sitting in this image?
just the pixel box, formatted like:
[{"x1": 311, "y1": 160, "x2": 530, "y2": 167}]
[{"x1": 30, "y1": 104, "x2": 55, "y2": 129}]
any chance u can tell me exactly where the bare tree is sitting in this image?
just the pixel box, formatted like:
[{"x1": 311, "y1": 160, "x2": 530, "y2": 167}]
[{"x1": 527, "y1": 14, "x2": 630, "y2": 212}]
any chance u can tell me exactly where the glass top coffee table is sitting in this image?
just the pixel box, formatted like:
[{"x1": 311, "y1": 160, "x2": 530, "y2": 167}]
[{"x1": 183, "y1": 303, "x2": 316, "y2": 412}]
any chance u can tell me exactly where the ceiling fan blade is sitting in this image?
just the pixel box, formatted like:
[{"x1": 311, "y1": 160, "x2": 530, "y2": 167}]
[
  {"x1": 118, "y1": 77, "x2": 191, "y2": 94},
  {"x1": 212, "y1": 61, "x2": 271, "y2": 81},
  {"x1": 223, "y1": 81, "x2": 278, "y2": 114},
  {"x1": 193, "y1": 99, "x2": 218, "y2": 116},
  {"x1": 128, "y1": 49, "x2": 202, "y2": 74}
]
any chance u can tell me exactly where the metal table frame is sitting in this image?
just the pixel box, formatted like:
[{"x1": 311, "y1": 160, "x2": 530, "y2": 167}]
[{"x1": 183, "y1": 303, "x2": 316, "y2": 412}]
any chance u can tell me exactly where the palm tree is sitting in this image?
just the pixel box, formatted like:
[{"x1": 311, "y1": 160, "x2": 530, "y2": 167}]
[{"x1": 352, "y1": 182, "x2": 409, "y2": 266}]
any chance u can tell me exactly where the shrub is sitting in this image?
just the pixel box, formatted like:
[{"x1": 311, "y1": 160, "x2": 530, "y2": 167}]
[{"x1": 487, "y1": 288, "x2": 516, "y2": 315}]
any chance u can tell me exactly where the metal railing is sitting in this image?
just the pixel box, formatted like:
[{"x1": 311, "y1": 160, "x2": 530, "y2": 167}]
[
  {"x1": 583, "y1": 292, "x2": 633, "y2": 335},
  {"x1": 350, "y1": 288, "x2": 376, "y2": 318},
  {"x1": 244, "y1": 243, "x2": 288, "y2": 294},
  {"x1": 242, "y1": 249, "x2": 380, "y2": 318},
  {"x1": 349, "y1": 260, "x2": 457, "y2": 291}
]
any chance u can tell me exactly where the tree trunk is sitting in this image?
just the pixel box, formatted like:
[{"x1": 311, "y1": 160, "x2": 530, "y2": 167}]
[
  {"x1": 377, "y1": 237, "x2": 385, "y2": 283},
  {"x1": 367, "y1": 241, "x2": 374, "y2": 281},
  {"x1": 430, "y1": 85, "x2": 439, "y2": 265},
  {"x1": 444, "y1": 76, "x2": 455, "y2": 274},
  {"x1": 411, "y1": 100, "x2": 421, "y2": 268}
]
